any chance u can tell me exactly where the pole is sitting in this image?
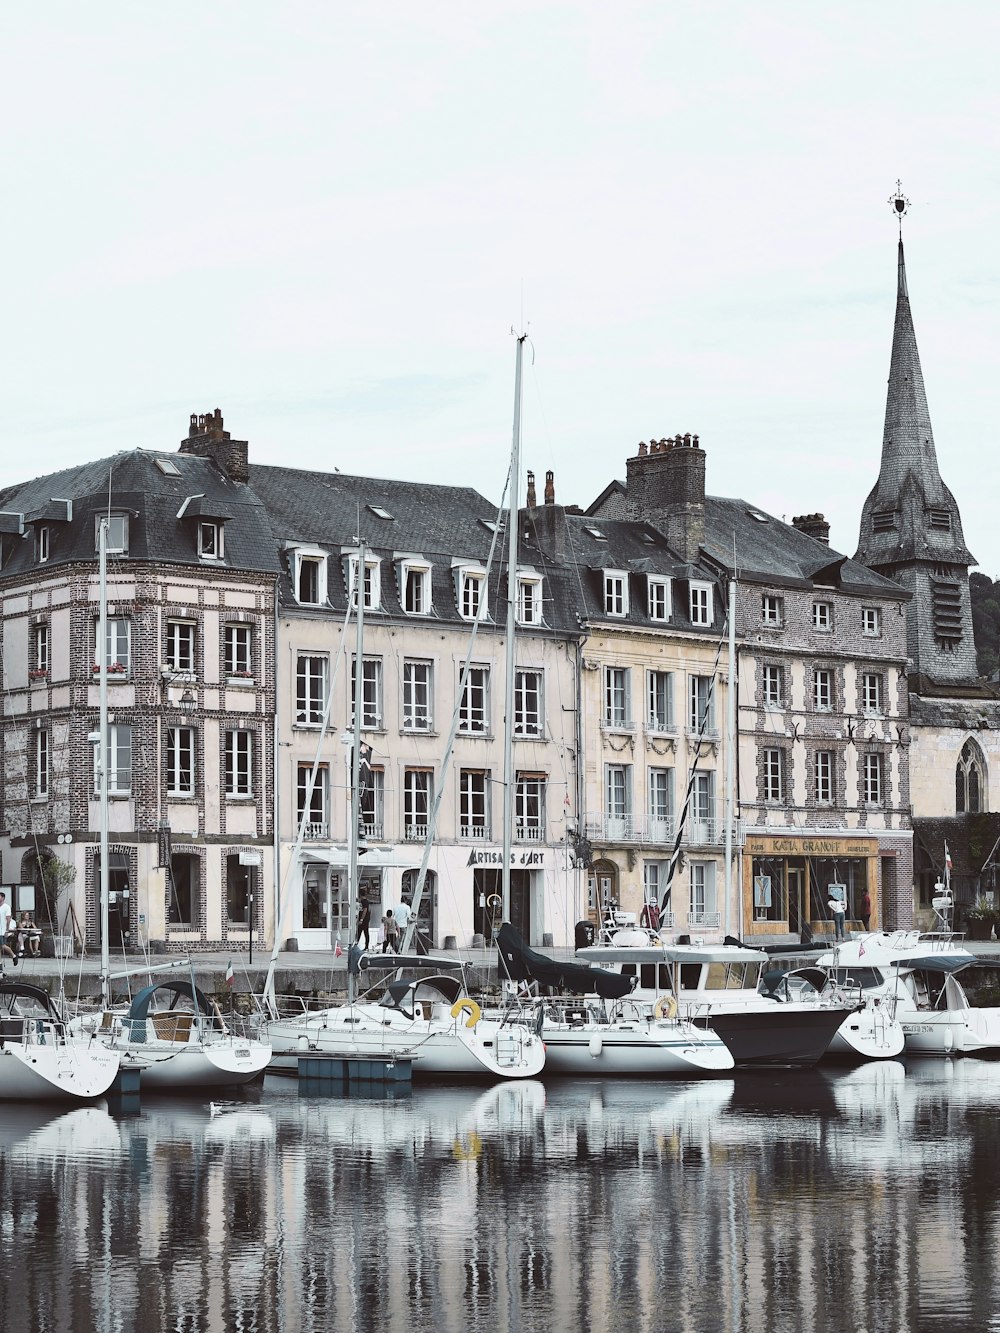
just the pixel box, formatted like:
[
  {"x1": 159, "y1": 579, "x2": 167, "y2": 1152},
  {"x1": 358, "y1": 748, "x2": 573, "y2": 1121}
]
[
  {"x1": 98, "y1": 519, "x2": 111, "y2": 1009},
  {"x1": 724, "y1": 577, "x2": 736, "y2": 937},
  {"x1": 502, "y1": 332, "x2": 527, "y2": 925},
  {"x1": 347, "y1": 541, "x2": 365, "y2": 1003}
]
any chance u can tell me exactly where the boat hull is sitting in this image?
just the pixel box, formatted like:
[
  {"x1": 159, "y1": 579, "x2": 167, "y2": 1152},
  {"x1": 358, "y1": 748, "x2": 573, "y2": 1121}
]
[
  {"x1": 705, "y1": 1007, "x2": 850, "y2": 1068},
  {"x1": 539, "y1": 1021, "x2": 733, "y2": 1076},
  {"x1": 0, "y1": 1041, "x2": 121, "y2": 1102},
  {"x1": 120, "y1": 1040, "x2": 271, "y2": 1090}
]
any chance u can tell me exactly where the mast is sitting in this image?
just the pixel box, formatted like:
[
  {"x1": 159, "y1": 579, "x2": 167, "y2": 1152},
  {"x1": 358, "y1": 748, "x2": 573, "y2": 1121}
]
[
  {"x1": 347, "y1": 540, "x2": 365, "y2": 1004},
  {"x1": 97, "y1": 518, "x2": 111, "y2": 1008},
  {"x1": 501, "y1": 333, "x2": 527, "y2": 924},
  {"x1": 723, "y1": 575, "x2": 736, "y2": 937}
]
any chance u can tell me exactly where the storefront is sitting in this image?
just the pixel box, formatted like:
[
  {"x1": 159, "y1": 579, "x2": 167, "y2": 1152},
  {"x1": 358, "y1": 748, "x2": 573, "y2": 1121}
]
[{"x1": 743, "y1": 834, "x2": 880, "y2": 940}]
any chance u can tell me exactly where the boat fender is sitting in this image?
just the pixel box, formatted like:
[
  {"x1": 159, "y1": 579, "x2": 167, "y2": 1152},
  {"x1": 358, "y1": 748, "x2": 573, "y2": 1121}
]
[
  {"x1": 588, "y1": 1033, "x2": 603, "y2": 1058},
  {"x1": 450, "y1": 998, "x2": 482, "y2": 1029},
  {"x1": 654, "y1": 995, "x2": 678, "y2": 1021}
]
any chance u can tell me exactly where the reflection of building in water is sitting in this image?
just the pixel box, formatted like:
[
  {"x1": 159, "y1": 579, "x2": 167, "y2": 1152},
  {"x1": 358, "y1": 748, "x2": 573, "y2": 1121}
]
[{"x1": 0, "y1": 1069, "x2": 998, "y2": 1330}]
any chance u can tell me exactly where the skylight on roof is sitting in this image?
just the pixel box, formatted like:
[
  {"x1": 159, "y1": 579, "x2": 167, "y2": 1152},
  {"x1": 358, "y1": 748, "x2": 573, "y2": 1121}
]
[
  {"x1": 367, "y1": 504, "x2": 394, "y2": 520},
  {"x1": 155, "y1": 458, "x2": 182, "y2": 476},
  {"x1": 584, "y1": 526, "x2": 607, "y2": 541},
  {"x1": 747, "y1": 510, "x2": 769, "y2": 523},
  {"x1": 480, "y1": 519, "x2": 497, "y2": 533}
]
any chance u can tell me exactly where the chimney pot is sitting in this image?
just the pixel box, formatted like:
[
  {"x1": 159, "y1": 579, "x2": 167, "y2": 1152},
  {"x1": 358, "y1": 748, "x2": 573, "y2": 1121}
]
[
  {"x1": 526, "y1": 471, "x2": 537, "y2": 509},
  {"x1": 638, "y1": 441, "x2": 648, "y2": 456},
  {"x1": 544, "y1": 470, "x2": 555, "y2": 505}
]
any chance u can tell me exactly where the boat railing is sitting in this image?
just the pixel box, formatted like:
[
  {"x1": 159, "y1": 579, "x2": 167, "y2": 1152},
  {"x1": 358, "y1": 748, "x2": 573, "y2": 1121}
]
[{"x1": 0, "y1": 1015, "x2": 65, "y2": 1046}]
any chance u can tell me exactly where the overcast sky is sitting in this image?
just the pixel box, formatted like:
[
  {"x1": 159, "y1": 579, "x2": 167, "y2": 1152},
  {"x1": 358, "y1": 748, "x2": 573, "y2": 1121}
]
[{"x1": 2, "y1": 5, "x2": 999, "y2": 573}]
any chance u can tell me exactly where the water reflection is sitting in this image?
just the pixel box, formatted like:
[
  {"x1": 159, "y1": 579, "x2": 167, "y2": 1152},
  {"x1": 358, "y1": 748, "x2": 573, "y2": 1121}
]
[{"x1": 2, "y1": 1065, "x2": 1000, "y2": 1331}]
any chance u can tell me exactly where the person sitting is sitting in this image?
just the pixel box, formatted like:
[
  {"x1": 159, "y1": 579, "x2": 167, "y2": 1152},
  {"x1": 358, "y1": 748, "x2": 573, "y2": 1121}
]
[{"x1": 16, "y1": 912, "x2": 39, "y2": 957}]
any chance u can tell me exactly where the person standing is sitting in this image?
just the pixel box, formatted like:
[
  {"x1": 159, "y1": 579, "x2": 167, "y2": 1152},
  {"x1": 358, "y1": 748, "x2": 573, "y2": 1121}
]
[
  {"x1": 859, "y1": 889, "x2": 872, "y2": 932},
  {"x1": 381, "y1": 909, "x2": 399, "y2": 954},
  {"x1": 393, "y1": 895, "x2": 412, "y2": 950},
  {"x1": 0, "y1": 893, "x2": 14, "y2": 961},
  {"x1": 355, "y1": 896, "x2": 371, "y2": 950},
  {"x1": 828, "y1": 893, "x2": 847, "y2": 942}
]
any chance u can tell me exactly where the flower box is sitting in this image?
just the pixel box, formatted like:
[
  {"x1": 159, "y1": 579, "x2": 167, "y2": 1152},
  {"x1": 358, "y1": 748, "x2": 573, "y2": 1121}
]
[
  {"x1": 93, "y1": 664, "x2": 127, "y2": 674},
  {"x1": 28, "y1": 670, "x2": 48, "y2": 680}
]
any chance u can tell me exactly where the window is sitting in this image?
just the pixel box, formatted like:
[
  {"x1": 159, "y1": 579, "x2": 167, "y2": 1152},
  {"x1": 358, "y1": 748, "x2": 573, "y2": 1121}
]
[
  {"x1": 96, "y1": 617, "x2": 131, "y2": 674},
  {"x1": 762, "y1": 748, "x2": 785, "y2": 803},
  {"x1": 516, "y1": 575, "x2": 543, "y2": 625},
  {"x1": 460, "y1": 770, "x2": 490, "y2": 840},
  {"x1": 815, "y1": 750, "x2": 834, "y2": 804},
  {"x1": 198, "y1": 521, "x2": 224, "y2": 560},
  {"x1": 167, "y1": 727, "x2": 195, "y2": 796},
  {"x1": 458, "y1": 666, "x2": 490, "y2": 734},
  {"x1": 762, "y1": 595, "x2": 783, "y2": 627},
  {"x1": 689, "y1": 862, "x2": 716, "y2": 922},
  {"x1": 813, "y1": 669, "x2": 832, "y2": 712},
  {"x1": 296, "y1": 655, "x2": 328, "y2": 727},
  {"x1": 690, "y1": 772, "x2": 715, "y2": 842},
  {"x1": 37, "y1": 526, "x2": 50, "y2": 563},
  {"x1": 648, "y1": 768, "x2": 674, "y2": 839},
  {"x1": 648, "y1": 577, "x2": 671, "y2": 622},
  {"x1": 224, "y1": 623, "x2": 253, "y2": 677},
  {"x1": 689, "y1": 676, "x2": 715, "y2": 733},
  {"x1": 647, "y1": 670, "x2": 674, "y2": 732},
  {"x1": 862, "y1": 607, "x2": 882, "y2": 637},
  {"x1": 927, "y1": 508, "x2": 952, "y2": 531},
  {"x1": 862, "y1": 673, "x2": 883, "y2": 717},
  {"x1": 604, "y1": 666, "x2": 632, "y2": 729},
  {"x1": 604, "y1": 572, "x2": 629, "y2": 618},
  {"x1": 225, "y1": 731, "x2": 253, "y2": 798},
  {"x1": 92, "y1": 724, "x2": 132, "y2": 796},
  {"x1": 605, "y1": 764, "x2": 632, "y2": 837},
  {"x1": 168, "y1": 853, "x2": 200, "y2": 928},
  {"x1": 100, "y1": 513, "x2": 129, "y2": 555},
  {"x1": 458, "y1": 567, "x2": 487, "y2": 621},
  {"x1": 165, "y1": 620, "x2": 195, "y2": 673},
  {"x1": 403, "y1": 769, "x2": 433, "y2": 841},
  {"x1": 515, "y1": 774, "x2": 546, "y2": 842},
  {"x1": 644, "y1": 862, "x2": 666, "y2": 910},
  {"x1": 862, "y1": 752, "x2": 883, "y2": 805},
  {"x1": 402, "y1": 660, "x2": 433, "y2": 731},
  {"x1": 35, "y1": 730, "x2": 49, "y2": 799},
  {"x1": 762, "y1": 665, "x2": 783, "y2": 708},
  {"x1": 400, "y1": 561, "x2": 431, "y2": 615},
  {"x1": 347, "y1": 553, "x2": 381, "y2": 611},
  {"x1": 297, "y1": 764, "x2": 329, "y2": 837},
  {"x1": 295, "y1": 552, "x2": 326, "y2": 606},
  {"x1": 514, "y1": 669, "x2": 544, "y2": 737},
  {"x1": 872, "y1": 510, "x2": 897, "y2": 533},
  {"x1": 34, "y1": 623, "x2": 50, "y2": 674},
  {"x1": 351, "y1": 657, "x2": 383, "y2": 729},
  {"x1": 812, "y1": 601, "x2": 833, "y2": 631},
  {"x1": 225, "y1": 856, "x2": 252, "y2": 926},
  {"x1": 689, "y1": 582, "x2": 713, "y2": 626},
  {"x1": 956, "y1": 739, "x2": 987, "y2": 814},
  {"x1": 360, "y1": 768, "x2": 384, "y2": 840}
]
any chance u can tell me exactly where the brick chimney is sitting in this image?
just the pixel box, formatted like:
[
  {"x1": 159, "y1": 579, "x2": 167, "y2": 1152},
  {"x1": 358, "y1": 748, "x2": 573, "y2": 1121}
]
[
  {"x1": 544, "y1": 469, "x2": 555, "y2": 505},
  {"x1": 526, "y1": 470, "x2": 537, "y2": 508},
  {"x1": 624, "y1": 434, "x2": 705, "y2": 563},
  {"x1": 179, "y1": 408, "x2": 249, "y2": 484},
  {"x1": 792, "y1": 512, "x2": 831, "y2": 545},
  {"x1": 525, "y1": 470, "x2": 566, "y2": 560}
]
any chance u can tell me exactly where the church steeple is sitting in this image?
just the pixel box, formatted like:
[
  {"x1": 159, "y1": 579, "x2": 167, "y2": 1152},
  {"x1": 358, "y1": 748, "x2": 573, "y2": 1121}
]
[{"x1": 855, "y1": 203, "x2": 978, "y2": 684}]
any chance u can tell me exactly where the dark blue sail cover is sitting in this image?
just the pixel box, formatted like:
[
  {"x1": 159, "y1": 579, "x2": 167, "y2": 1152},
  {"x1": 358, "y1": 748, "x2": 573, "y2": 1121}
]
[{"x1": 496, "y1": 924, "x2": 635, "y2": 1000}]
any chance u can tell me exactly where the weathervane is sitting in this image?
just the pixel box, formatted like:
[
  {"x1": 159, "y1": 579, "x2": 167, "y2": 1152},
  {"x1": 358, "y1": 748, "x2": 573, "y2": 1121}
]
[{"x1": 888, "y1": 179, "x2": 910, "y2": 237}]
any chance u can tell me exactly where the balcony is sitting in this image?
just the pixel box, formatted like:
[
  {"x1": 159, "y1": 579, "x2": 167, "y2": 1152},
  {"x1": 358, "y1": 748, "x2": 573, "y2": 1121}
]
[
  {"x1": 514, "y1": 822, "x2": 545, "y2": 843},
  {"x1": 404, "y1": 823, "x2": 429, "y2": 843},
  {"x1": 585, "y1": 806, "x2": 723, "y2": 846},
  {"x1": 460, "y1": 823, "x2": 491, "y2": 841},
  {"x1": 360, "y1": 820, "x2": 383, "y2": 841},
  {"x1": 688, "y1": 910, "x2": 721, "y2": 929},
  {"x1": 299, "y1": 821, "x2": 329, "y2": 841}
]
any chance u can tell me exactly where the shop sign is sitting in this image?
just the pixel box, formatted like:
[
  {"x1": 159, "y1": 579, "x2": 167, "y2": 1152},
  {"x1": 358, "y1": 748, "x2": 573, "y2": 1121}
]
[
  {"x1": 467, "y1": 849, "x2": 545, "y2": 867},
  {"x1": 746, "y1": 836, "x2": 878, "y2": 858}
]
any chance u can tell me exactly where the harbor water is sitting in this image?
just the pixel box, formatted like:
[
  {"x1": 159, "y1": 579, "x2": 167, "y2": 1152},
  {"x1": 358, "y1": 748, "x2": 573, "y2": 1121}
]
[{"x1": 2, "y1": 1061, "x2": 1000, "y2": 1333}]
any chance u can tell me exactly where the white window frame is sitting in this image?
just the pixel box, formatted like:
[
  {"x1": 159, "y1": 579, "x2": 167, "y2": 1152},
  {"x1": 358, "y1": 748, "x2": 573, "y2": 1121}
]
[
  {"x1": 225, "y1": 730, "x2": 253, "y2": 798},
  {"x1": 763, "y1": 748, "x2": 784, "y2": 803},
  {"x1": 224, "y1": 623, "x2": 253, "y2": 677},
  {"x1": 101, "y1": 513, "x2": 129, "y2": 555},
  {"x1": 92, "y1": 724, "x2": 133, "y2": 796},
  {"x1": 605, "y1": 763, "x2": 632, "y2": 835},
  {"x1": 402, "y1": 659, "x2": 433, "y2": 732},
  {"x1": 457, "y1": 565, "x2": 488, "y2": 622},
  {"x1": 459, "y1": 769, "x2": 490, "y2": 840},
  {"x1": 603, "y1": 572, "x2": 629, "y2": 618},
  {"x1": 813, "y1": 668, "x2": 832, "y2": 712},
  {"x1": 198, "y1": 520, "x2": 224, "y2": 561},
  {"x1": 763, "y1": 664, "x2": 783, "y2": 708},
  {"x1": 688, "y1": 675, "x2": 715, "y2": 733},
  {"x1": 35, "y1": 729, "x2": 49, "y2": 799},
  {"x1": 403, "y1": 769, "x2": 433, "y2": 842},
  {"x1": 863, "y1": 751, "x2": 883, "y2": 805},
  {"x1": 691, "y1": 772, "x2": 715, "y2": 841},
  {"x1": 399, "y1": 559, "x2": 432, "y2": 616},
  {"x1": 516, "y1": 574, "x2": 544, "y2": 626},
  {"x1": 647, "y1": 670, "x2": 673, "y2": 732},
  {"x1": 294, "y1": 550, "x2": 327, "y2": 607},
  {"x1": 351, "y1": 656, "x2": 383, "y2": 729},
  {"x1": 360, "y1": 768, "x2": 384, "y2": 840},
  {"x1": 514, "y1": 668, "x2": 544, "y2": 737},
  {"x1": 347, "y1": 552, "x2": 381, "y2": 611},
  {"x1": 296, "y1": 654, "x2": 328, "y2": 727},
  {"x1": 690, "y1": 581, "x2": 713, "y2": 626},
  {"x1": 862, "y1": 673, "x2": 884, "y2": 717},
  {"x1": 97, "y1": 617, "x2": 132, "y2": 675},
  {"x1": 761, "y1": 594, "x2": 783, "y2": 627},
  {"x1": 167, "y1": 726, "x2": 196, "y2": 797},
  {"x1": 862, "y1": 607, "x2": 882, "y2": 637},
  {"x1": 815, "y1": 750, "x2": 834, "y2": 804},
  {"x1": 648, "y1": 767, "x2": 674, "y2": 838},
  {"x1": 37, "y1": 526, "x2": 50, "y2": 563},
  {"x1": 296, "y1": 763, "x2": 329, "y2": 835},
  {"x1": 165, "y1": 620, "x2": 195, "y2": 674},
  {"x1": 458, "y1": 665, "x2": 490, "y2": 734},
  {"x1": 647, "y1": 576, "x2": 671, "y2": 622},
  {"x1": 812, "y1": 600, "x2": 833, "y2": 632},
  {"x1": 34, "y1": 623, "x2": 50, "y2": 673},
  {"x1": 689, "y1": 861, "x2": 716, "y2": 920},
  {"x1": 604, "y1": 666, "x2": 632, "y2": 730},
  {"x1": 514, "y1": 774, "x2": 546, "y2": 842}
]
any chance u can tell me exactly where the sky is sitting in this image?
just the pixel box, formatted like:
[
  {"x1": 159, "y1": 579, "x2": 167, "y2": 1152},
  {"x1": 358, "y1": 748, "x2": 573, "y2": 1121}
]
[{"x1": 2, "y1": 5, "x2": 1000, "y2": 572}]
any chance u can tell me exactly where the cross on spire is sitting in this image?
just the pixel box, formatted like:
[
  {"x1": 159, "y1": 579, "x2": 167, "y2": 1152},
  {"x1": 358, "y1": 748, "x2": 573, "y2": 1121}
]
[{"x1": 889, "y1": 180, "x2": 910, "y2": 238}]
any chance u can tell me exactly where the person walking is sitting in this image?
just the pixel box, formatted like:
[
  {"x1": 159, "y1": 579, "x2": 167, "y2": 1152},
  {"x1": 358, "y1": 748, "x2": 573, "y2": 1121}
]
[
  {"x1": 355, "y1": 896, "x2": 371, "y2": 950},
  {"x1": 828, "y1": 893, "x2": 847, "y2": 942},
  {"x1": 381, "y1": 909, "x2": 399, "y2": 954},
  {"x1": 0, "y1": 892, "x2": 13, "y2": 961}
]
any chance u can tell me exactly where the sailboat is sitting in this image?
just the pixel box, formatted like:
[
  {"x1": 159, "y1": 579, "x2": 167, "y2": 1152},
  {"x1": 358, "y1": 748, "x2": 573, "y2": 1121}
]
[
  {"x1": 70, "y1": 518, "x2": 272, "y2": 1092},
  {"x1": 0, "y1": 977, "x2": 121, "y2": 1102}
]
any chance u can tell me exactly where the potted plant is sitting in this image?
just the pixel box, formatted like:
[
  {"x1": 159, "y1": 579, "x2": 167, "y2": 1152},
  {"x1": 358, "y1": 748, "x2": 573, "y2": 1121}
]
[
  {"x1": 963, "y1": 898, "x2": 994, "y2": 941},
  {"x1": 28, "y1": 668, "x2": 48, "y2": 680}
]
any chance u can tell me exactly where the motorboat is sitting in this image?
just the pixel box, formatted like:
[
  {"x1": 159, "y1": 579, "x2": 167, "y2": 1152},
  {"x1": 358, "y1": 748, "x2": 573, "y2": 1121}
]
[
  {"x1": 806, "y1": 930, "x2": 1000, "y2": 1057},
  {"x1": 496, "y1": 925, "x2": 734, "y2": 1076},
  {"x1": 267, "y1": 955, "x2": 546, "y2": 1081},
  {"x1": 576, "y1": 935, "x2": 854, "y2": 1068},
  {"x1": 73, "y1": 978, "x2": 272, "y2": 1091},
  {"x1": 0, "y1": 979, "x2": 121, "y2": 1102},
  {"x1": 769, "y1": 965, "x2": 906, "y2": 1061}
]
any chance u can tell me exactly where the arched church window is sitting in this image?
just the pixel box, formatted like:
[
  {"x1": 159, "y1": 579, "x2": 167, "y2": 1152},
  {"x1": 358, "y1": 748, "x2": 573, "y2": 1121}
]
[{"x1": 956, "y1": 739, "x2": 988, "y2": 814}]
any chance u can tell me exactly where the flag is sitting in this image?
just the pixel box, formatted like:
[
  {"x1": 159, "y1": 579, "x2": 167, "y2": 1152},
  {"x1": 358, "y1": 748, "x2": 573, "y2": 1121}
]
[
  {"x1": 225, "y1": 959, "x2": 234, "y2": 989},
  {"x1": 945, "y1": 843, "x2": 953, "y2": 873},
  {"x1": 335, "y1": 936, "x2": 343, "y2": 959},
  {"x1": 859, "y1": 941, "x2": 865, "y2": 957}
]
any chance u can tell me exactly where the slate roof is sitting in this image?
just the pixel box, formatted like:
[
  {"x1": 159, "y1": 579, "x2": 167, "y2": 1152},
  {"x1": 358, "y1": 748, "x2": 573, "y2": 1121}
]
[{"x1": 0, "y1": 450, "x2": 280, "y2": 578}]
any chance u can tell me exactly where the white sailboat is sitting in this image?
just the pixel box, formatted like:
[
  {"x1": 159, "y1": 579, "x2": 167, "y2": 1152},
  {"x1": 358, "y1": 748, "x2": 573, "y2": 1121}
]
[{"x1": 0, "y1": 977, "x2": 120, "y2": 1102}]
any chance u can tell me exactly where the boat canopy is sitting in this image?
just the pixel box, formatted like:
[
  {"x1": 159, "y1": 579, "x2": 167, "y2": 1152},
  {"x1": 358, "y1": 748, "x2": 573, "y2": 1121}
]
[
  {"x1": 125, "y1": 980, "x2": 218, "y2": 1020},
  {"x1": 892, "y1": 956, "x2": 977, "y2": 975},
  {"x1": 496, "y1": 924, "x2": 634, "y2": 1000},
  {"x1": 360, "y1": 953, "x2": 461, "y2": 972}
]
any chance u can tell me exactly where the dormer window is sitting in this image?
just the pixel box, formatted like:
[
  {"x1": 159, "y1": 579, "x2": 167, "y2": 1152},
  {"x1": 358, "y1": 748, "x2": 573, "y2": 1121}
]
[
  {"x1": 347, "y1": 553, "x2": 381, "y2": 611},
  {"x1": 456, "y1": 565, "x2": 488, "y2": 621},
  {"x1": 689, "y1": 581, "x2": 713, "y2": 626},
  {"x1": 398, "y1": 558, "x2": 432, "y2": 616},
  {"x1": 198, "y1": 521, "x2": 224, "y2": 561},
  {"x1": 37, "y1": 526, "x2": 50, "y2": 563},
  {"x1": 98, "y1": 513, "x2": 129, "y2": 555},
  {"x1": 604, "y1": 572, "x2": 629, "y2": 618},
  {"x1": 516, "y1": 574, "x2": 543, "y2": 626},
  {"x1": 647, "y1": 577, "x2": 671, "y2": 622},
  {"x1": 294, "y1": 550, "x2": 327, "y2": 607}
]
